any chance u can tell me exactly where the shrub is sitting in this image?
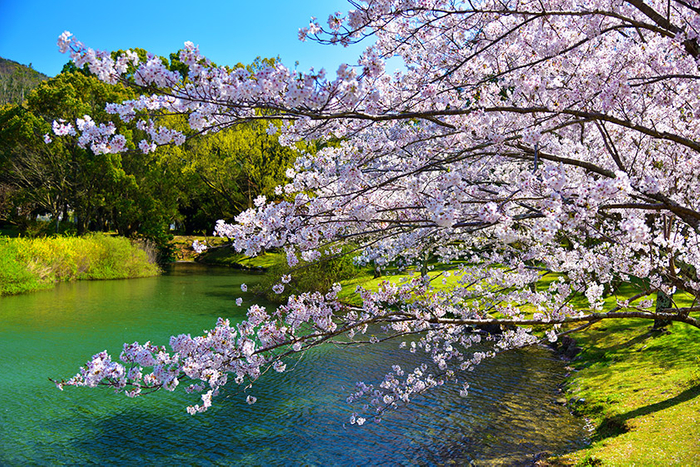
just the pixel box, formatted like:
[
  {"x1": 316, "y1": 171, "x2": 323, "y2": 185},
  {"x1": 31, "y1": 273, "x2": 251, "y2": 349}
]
[
  {"x1": 256, "y1": 248, "x2": 360, "y2": 303},
  {"x1": 0, "y1": 234, "x2": 160, "y2": 296}
]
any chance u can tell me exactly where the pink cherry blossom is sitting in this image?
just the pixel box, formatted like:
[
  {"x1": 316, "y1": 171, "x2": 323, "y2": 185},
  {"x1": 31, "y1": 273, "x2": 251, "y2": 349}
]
[{"x1": 52, "y1": 1, "x2": 700, "y2": 420}]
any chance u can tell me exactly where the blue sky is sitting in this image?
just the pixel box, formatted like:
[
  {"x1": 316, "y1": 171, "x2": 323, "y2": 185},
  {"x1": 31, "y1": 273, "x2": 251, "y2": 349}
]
[{"x1": 0, "y1": 0, "x2": 368, "y2": 77}]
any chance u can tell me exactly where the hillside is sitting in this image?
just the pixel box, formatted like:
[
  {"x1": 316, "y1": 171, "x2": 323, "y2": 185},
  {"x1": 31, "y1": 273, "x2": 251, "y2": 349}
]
[{"x1": 0, "y1": 57, "x2": 50, "y2": 105}]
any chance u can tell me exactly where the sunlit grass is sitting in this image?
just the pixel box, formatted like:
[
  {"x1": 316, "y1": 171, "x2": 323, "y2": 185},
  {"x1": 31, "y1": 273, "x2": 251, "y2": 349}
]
[{"x1": 558, "y1": 318, "x2": 700, "y2": 465}]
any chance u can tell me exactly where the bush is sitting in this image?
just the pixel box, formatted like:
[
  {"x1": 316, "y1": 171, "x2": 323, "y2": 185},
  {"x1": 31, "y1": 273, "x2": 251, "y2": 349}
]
[
  {"x1": 0, "y1": 234, "x2": 160, "y2": 296},
  {"x1": 0, "y1": 237, "x2": 43, "y2": 295},
  {"x1": 256, "y1": 248, "x2": 360, "y2": 303}
]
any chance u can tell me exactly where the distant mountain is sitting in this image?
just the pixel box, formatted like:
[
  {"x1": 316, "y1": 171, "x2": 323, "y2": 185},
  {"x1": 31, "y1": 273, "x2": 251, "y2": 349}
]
[{"x1": 0, "y1": 57, "x2": 50, "y2": 106}]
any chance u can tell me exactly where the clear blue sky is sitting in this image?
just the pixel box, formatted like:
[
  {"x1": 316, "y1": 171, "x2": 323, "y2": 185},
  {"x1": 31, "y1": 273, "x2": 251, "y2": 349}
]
[{"x1": 0, "y1": 0, "x2": 368, "y2": 77}]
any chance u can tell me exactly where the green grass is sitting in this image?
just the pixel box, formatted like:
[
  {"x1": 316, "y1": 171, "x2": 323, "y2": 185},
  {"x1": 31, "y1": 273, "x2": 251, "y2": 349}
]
[
  {"x1": 0, "y1": 234, "x2": 160, "y2": 296},
  {"x1": 197, "y1": 245, "x2": 283, "y2": 269},
  {"x1": 338, "y1": 261, "x2": 478, "y2": 305},
  {"x1": 170, "y1": 235, "x2": 230, "y2": 262},
  {"x1": 556, "y1": 319, "x2": 700, "y2": 466},
  {"x1": 169, "y1": 235, "x2": 283, "y2": 269}
]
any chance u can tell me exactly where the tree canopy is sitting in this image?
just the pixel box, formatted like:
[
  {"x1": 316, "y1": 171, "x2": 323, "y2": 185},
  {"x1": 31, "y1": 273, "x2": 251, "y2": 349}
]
[
  {"x1": 53, "y1": 0, "x2": 700, "y2": 422},
  {"x1": 0, "y1": 71, "x2": 139, "y2": 234},
  {"x1": 0, "y1": 59, "x2": 297, "y2": 242}
]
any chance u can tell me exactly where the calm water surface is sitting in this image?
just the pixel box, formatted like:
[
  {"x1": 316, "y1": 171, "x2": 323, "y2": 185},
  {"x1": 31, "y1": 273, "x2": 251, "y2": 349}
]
[{"x1": 0, "y1": 263, "x2": 586, "y2": 465}]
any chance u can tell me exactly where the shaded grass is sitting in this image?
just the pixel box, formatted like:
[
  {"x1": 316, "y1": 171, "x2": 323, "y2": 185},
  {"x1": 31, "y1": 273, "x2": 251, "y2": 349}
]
[
  {"x1": 0, "y1": 234, "x2": 160, "y2": 296},
  {"x1": 169, "y1": 235, "x2": 230, "y2": 262},
  {"x1": 189, "y1": 241, "x2": 362, "y2": 301},
  {"x1": 197, "y1": 246, "x2": 283, "y2": 269},
  {"x1": 169, "y1": 236, "x2": 283, "y2": 269}
]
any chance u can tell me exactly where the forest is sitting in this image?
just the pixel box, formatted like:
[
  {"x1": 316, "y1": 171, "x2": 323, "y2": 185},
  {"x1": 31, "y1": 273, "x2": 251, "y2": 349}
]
[{"x1": 0, "y1": 55, "x2": 299, "y2": 257}]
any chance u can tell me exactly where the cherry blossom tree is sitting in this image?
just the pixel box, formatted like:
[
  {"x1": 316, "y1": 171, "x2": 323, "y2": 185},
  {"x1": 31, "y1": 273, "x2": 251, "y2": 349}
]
[{"x1": 52, "y1": 0, "x2": 700, "y2": 422}]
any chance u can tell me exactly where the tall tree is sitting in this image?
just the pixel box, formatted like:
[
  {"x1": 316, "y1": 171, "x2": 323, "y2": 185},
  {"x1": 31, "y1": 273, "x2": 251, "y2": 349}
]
[
  {"x1": 54, "y1": 1, "x2": 700, "y2": 420},
  {"x1": 0, "y1": 71, "x2": 138, "y2": 233},
  {"x1": 162, "y1": 118, "x2": 299, "y2": 233}
]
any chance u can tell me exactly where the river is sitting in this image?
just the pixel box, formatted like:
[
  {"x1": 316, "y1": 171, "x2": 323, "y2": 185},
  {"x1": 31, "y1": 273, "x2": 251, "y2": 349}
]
[{"x1": 0, "y1": 263, "x2": 586, "y2": 465}]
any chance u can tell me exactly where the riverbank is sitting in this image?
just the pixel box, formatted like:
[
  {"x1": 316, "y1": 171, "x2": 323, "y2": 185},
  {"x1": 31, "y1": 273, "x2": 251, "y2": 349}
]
[
  {"x1": 171, "y1": 235, "x2": 286, "y2": 270},
  {"x1": 554, "y1": 319, "x2": 700, "y2": 465},
  {"x1": 334, "y1": 270, "x2": 700, "y2": 464},
  {"x1": 0, "y1": 234, "x2": 160, "y2": 296},
  {"x1": 339, "y1": 274, "x2": 700, "y2": 463}
]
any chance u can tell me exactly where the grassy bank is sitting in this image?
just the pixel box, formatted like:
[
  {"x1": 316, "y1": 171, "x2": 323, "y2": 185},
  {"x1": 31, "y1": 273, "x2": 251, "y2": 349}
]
[
  {"x1": 170, "y1": 235, "x2": 232, "y2": 262},
  {"x1": 556, "y1": 319, "x2": 700, "y2": 466},
  {"x1": 170, "y1": 236, "x2": 285, "y2": 270},
  {"x1": 0, "y1": 234, "x2": 160, "y2": 296},
  {"x1": 198, "y1": 246, "x2": 283, "y2": 269}
]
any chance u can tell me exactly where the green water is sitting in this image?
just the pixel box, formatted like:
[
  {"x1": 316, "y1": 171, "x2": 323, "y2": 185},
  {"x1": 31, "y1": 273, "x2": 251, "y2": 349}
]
[{"x1": 0, "y1": 263, "x2": 587, "y2": 465}]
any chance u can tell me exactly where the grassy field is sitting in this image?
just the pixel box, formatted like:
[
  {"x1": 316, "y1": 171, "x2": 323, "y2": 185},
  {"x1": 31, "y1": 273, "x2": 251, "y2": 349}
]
[{"x1": 0, "y1": 234, "x2": 160, "y2": 296}]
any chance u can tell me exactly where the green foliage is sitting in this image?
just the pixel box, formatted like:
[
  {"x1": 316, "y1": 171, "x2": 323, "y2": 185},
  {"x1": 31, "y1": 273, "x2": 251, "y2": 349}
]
[
  {"x1": 0, "y1": 71, "x2": 139, "y2": 234},
  {"x1": 0, "y1": 234, "x2": 159, "y2": 296},
  {"x1": 0, "y1": 70, "x2": 186, "y2": 260},
  {"x1": 0, "y1": 57, "x2": 49, "y2": 106},
  {"x1": 0, "y1": 238, "x2": 42, "y2": 294},
  {"x1": 0, "y1": 57, "x2": 303, "y2": 259},
  {"x1": 256, "y1": 248, "x2": 360, "y2": 303},
  {"x1": 190, "y1": 240, "x2": 361, "y2": 302},
  {"x1": 160, "y1": 116, "x2": 299, "y2": 233}
]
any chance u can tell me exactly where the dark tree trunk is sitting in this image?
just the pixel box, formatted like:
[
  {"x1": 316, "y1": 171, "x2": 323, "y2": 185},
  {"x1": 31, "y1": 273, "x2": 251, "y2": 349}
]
[{"x1": 653, "y1": 290, "x2": 673, "y2": 330}]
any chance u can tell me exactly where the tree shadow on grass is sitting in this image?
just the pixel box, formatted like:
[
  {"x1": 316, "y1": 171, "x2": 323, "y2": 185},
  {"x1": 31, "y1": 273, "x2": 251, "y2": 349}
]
[
  {"x1": 589, "y1": 328, "x2": 654, "y2": 354},
  {"x1": 617, "y1": 383, "x2": 700, "y2": 422},
  {"x1": 593, "y1": 383, "x2": 700, "y2": 442}
]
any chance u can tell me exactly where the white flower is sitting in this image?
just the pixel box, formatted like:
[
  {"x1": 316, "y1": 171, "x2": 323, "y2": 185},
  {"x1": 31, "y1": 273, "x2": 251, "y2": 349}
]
[
  {"x1": 192, "y1": 240, "x2": 207, "y2": 253},
  {"x1": 585, "y1": 283, "x2": 605, "y2": 310}
]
